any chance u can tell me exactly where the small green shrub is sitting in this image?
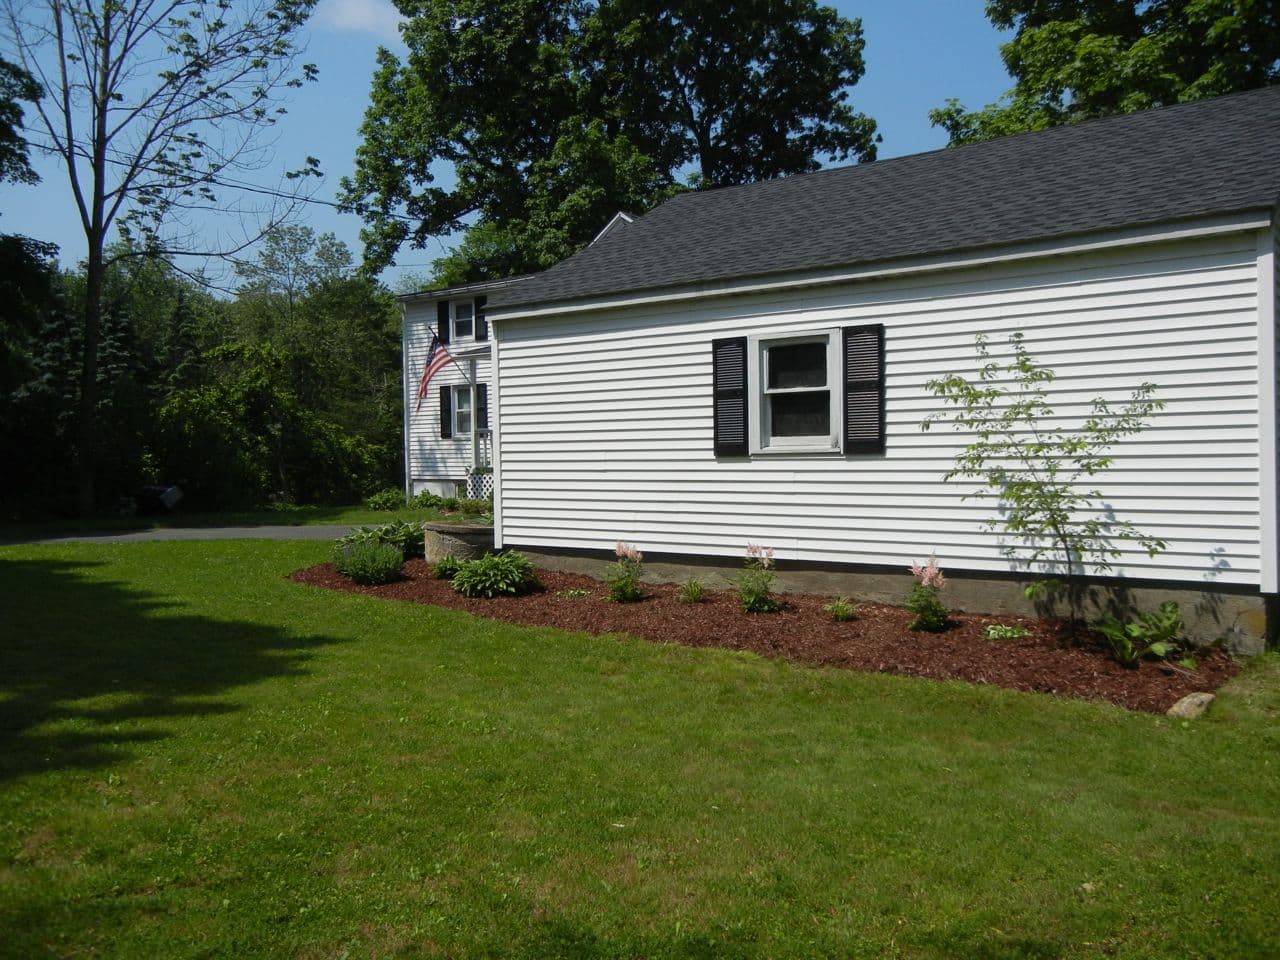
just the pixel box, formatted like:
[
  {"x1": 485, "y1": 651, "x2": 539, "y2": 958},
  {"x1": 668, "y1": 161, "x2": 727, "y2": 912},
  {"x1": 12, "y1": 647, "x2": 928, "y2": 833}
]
[
  {"x1": 441, "y1": 497, "x2": 460, "y2": 512},
  {"x1": 452, "y1": 551, "x2": 539, "y2": 598},
  {"x1": 432, "y1": 555, "x2": 461, "y2": 580},
  {"x1": 364, "y1": 488, "x2": 404, "y2": 511},
  {"x1": 906, "y1": 584, "x2": 948, "y2": 632},
  {"x1": 1096, "y1": 601, "x2": 1183, "y2": 665},
  {"x1": 605, "y1": 542, "x2": 645, "y2": 602},
  {"x1": 456, "y1": 497, "x2": 492, "y2": 517},
  {"x1": 676, "y1": 578, "x2": 705, "y2": 604},
  {"x1": 332, "y1": 540, "x2": 404, "y2": 585},
  {"x1": 984, "y1": 623, "x2": 1033, "y2": 641},
  {"x1": 410, "y1": 491, "x2": 444, "y2": 510},
  {"x1": 336, "y1": 521, "x2": 423, "y2": 560},
  {"x1": 824, "y1": 597, "x2": 858, "y2": 622}
]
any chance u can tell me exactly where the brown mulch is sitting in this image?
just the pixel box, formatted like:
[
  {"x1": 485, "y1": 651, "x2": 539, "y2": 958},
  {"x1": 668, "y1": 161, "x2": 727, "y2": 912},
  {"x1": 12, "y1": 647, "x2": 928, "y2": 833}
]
[{"x1": 290, "y1": 561, "x2": 1239, "y2": 715}]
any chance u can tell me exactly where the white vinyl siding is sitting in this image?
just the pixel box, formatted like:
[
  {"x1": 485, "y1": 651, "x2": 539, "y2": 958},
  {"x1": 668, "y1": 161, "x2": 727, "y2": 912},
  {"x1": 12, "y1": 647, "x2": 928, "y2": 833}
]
[
  {"x1": 495, "y1": 230, "x2": 1267, "y2": 586},
  {"x1": 404, "y1": 299, "x2": 491, "y2": 487}
]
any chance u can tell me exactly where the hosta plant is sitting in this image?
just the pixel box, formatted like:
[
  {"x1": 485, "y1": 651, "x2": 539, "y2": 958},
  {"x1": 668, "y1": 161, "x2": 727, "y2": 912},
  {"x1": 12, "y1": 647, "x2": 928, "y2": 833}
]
[
  {"x1": 432, "y1": 554, "x2": 461, "y2": 580},
  {"x1": 451, "y1": 551, "x2": 539, "y2": 599},
  {"x1": 1096, "y1": 601, "x2": 1184, "y2": 666},
  {"x1": 336, "y1": 521, "x2": 423, "y2": 560}
]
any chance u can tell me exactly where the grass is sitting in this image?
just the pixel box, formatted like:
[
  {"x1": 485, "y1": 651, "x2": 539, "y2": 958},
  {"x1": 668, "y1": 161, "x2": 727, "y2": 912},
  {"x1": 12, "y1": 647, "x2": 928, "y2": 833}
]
[
  {"x1": 1, "y1": 539, "x2": 1277, "y2": 959},
  {"x1": 0, "y1": 502, "x2": 487, "y2": 541}
]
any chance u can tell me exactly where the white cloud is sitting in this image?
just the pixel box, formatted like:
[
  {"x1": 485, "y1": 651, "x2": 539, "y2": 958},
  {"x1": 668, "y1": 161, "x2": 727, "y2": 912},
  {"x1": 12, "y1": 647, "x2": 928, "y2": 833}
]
[{"x1": 317, "y1": 0, "x2": 402, "y2": 43}]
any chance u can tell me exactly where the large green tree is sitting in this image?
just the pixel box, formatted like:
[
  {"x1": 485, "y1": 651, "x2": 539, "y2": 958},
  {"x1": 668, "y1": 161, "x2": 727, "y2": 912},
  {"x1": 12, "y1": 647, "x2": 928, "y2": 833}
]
[
  {"x1": 342, "y1": 0, "x2": 877, "y2": 280},
  {"x1": 3, "y1": 0, "x2": 320, "y2": 513},
  {"x1": 228, "y1": 226, "x2": 403, "y2": 483},
  {"x1": 933, "y1": 0, "x2": 1280, "y2": 144}
]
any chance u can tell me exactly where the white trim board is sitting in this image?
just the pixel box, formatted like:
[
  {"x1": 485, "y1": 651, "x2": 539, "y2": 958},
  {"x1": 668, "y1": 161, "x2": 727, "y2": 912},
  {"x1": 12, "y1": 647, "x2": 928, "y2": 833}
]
[{"x1": 1259, "y1": 221, "x2": 1279, "y2": 593}]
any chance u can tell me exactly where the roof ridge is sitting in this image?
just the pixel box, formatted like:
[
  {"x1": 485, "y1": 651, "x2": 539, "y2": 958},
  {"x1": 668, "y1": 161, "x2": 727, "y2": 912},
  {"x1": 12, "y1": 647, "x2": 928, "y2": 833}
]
[{"x1": 657, "y1": 84, "x2": 1280, "y2": 211}]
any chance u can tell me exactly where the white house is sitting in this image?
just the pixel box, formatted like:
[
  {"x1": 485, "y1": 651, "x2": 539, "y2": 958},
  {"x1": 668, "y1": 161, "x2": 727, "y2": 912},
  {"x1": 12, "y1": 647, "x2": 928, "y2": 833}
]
[
  {"x1": 399, "y1": 277, "x2": 528, "y2": 498},
  {"x1": 483, "y1": 87, "x2": 1280, "y2": 648}
]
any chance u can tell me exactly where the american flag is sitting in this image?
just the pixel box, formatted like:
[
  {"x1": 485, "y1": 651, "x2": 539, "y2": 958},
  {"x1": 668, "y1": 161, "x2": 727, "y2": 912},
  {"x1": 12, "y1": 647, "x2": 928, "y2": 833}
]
[{"x1": 415, "y1": 335, "x2": 459, "y2": 411}]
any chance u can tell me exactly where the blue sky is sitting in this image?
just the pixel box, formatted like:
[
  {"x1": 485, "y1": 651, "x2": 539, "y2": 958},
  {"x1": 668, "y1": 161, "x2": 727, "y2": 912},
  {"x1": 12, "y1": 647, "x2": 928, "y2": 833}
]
[{"x1": 2, "y1": 0, "x2": 1013, "y2": 291}]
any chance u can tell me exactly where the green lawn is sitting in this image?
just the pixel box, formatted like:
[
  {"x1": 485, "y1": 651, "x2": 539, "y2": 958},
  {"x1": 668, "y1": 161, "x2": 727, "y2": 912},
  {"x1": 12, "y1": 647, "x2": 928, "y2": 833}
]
[
  {"x1": 1, "y1": 540, "x2": 1276, "y2": 959},
  {"x1": 0, "y1": 502, "x2": 482, "y2": 541}
]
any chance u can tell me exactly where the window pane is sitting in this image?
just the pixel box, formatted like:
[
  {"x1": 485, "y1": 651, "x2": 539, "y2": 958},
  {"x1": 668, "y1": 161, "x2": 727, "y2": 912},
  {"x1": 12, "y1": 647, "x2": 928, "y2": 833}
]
[
  {"x1": 767, "y1": 341, "x2": 826, "y2": 389},
  {"x1": 454, "y1": 303, "x2": 473, "y2": 338},
  {"x1": 770, "y1": 391, "x2": 829, "y2": 437},
  {"x1": 454, "y1": 388, "x2": 471, "y2": 434}
]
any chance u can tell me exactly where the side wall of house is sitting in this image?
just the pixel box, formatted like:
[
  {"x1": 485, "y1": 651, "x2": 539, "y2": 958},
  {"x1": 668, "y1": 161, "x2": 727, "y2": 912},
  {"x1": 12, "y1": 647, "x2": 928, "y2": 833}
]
[
  {"x1": 495, "y1": 231, "x2": 1265, "y2": 587},
  {"x1": 403, "y1": 299, "x2": 492, "y2": 496}
]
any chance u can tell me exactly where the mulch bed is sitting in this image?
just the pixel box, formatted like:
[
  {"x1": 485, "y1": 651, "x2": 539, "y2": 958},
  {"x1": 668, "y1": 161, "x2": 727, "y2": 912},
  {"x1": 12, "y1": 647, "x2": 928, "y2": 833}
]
[{"x1": 290, "y1": 561, "x2": 1239, "y2": 715}]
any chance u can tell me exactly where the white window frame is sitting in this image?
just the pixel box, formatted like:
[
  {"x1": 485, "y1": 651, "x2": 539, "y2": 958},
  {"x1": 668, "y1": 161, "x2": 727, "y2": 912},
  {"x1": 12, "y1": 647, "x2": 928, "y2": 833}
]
[
  {"x1": 452, "y1": 300, "x2": 474, "y2": 341},
  {"x1": 746, "y1": 328, "x2": 842, "y2": 454},
  {"x1": 451, "y1": 383, "x2": 473, "y2": 438}
]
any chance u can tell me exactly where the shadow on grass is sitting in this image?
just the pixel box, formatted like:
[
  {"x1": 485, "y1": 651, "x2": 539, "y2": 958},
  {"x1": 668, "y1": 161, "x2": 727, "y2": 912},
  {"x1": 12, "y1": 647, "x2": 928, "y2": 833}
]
[{"x1": 0, "y1": 555, "x2": 342, "y2": 783}]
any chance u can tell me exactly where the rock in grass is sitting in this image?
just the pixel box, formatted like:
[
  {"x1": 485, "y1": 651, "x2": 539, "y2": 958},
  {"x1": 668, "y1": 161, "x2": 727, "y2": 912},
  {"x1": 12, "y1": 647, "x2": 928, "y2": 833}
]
[{"x1": 1167, "y1": 692, "x2": 1215, "y2": 719}]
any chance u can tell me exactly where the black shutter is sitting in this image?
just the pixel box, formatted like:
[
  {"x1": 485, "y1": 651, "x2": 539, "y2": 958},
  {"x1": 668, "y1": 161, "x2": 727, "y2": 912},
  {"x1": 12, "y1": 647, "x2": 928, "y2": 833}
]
[
  {"x1": 439, "y1": 384, "x2": 453, "y2": 438},
  {"x1": 712, "y1": 337, "x2": 749, "y2": 456},
  {"x1": 477, "y1": 383, "x2": 489, "y2": 429},
  {"x1": 436, "y1": 300, "x2": 450, "y2": 344},
  {"x1": 475, "y1": 296, "x2": 488, "y2": 341},
  {"x1": 842, "y1": 324, "x2": 885, "y2": 454}
]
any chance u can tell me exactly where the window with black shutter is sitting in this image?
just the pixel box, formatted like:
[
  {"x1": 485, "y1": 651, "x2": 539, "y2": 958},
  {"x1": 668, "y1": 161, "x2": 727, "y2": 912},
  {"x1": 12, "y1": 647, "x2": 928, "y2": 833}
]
[
  {"x1": 721, "y1": 324, "x2": 885, "y2": 457},
  {"x1": 475, "y1": 296, "x2": 488, "y2": 341},
  {"x1": 712, "y1": 337, "x2": 749, "y2": 456},
  {"x1": 842, "y1": 324, "x2": 885, "y2": 454},
  {"x1": 477, "y1": 383, "x2": 489, "y2": 428}
]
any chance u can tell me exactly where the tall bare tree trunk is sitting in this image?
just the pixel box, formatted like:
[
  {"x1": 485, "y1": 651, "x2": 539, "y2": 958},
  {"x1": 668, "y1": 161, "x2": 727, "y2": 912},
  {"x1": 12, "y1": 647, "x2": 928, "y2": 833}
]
[{"x1": 76, "y1": 241, "x2": 102, "y2": 514}]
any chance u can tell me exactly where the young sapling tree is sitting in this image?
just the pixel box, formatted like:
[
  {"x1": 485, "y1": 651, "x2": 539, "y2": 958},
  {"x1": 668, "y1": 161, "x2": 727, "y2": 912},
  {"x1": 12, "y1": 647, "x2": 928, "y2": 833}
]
[{"x1": 923, "y1": 332, "x2": 1166, "y2": 627}]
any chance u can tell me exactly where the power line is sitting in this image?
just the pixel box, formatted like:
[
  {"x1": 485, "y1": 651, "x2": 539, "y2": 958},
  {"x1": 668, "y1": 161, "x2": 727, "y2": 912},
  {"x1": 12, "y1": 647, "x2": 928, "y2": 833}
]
[{"x1": 25, "y1": 134, "x2": 455, "y2": 240}]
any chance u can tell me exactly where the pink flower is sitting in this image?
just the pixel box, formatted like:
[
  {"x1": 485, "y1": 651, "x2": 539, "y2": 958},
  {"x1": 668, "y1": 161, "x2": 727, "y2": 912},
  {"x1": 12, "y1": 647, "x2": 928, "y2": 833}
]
[
  {"x1": 746, "y1": 543, "x2": 776, "y2": 569},
  {"x1": 615, "y1": 541, "x2": 643, "y2": 563},
  {"x1": 909, "y1": 555, "x2": 946, "y2": 589}
]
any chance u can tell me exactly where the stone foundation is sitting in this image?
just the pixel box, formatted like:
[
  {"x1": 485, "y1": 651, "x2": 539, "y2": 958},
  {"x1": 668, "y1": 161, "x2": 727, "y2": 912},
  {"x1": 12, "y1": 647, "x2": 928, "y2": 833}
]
[
  {"x1": 422, "y1": 523, "x2": 494, "y2": 563},
  {"x1": 508, "y1": 546, "x2": 1273, "y2": 656}
]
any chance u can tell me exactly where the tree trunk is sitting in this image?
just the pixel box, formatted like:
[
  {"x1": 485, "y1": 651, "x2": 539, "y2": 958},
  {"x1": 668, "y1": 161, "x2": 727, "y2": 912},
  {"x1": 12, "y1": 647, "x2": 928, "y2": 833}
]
[{"x1": 76, "y1": 240, "x2": 103, "y2": 515}]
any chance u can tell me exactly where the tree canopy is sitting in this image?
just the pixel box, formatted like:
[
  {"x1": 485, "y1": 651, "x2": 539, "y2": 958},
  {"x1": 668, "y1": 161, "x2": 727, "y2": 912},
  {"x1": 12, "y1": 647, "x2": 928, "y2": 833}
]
[
  {"x1": 341, "y1": 0, "x2": 878, "y2": 281},
  {"x1": 932, "y1": 0, "x2": 1280, "y2": 144}
]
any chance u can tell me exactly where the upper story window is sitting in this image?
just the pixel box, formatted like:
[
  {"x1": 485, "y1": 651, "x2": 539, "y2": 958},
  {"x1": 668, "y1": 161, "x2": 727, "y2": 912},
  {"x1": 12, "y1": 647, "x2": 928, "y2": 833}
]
[
  {"x1": 435, "y1": 295, "x2": 488, "y2": 344},
  {"x1": 452, "y1": 301, "x2": 474, "y2": 340}
]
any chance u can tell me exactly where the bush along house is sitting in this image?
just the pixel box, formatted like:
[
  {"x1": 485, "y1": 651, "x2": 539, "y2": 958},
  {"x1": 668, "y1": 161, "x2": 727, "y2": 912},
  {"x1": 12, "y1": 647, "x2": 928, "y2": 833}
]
[
  {"x1": 399, "y1": 277, "x2": 528, "y2": 499},
  {"x1": 482, "y1": 87, "x2": 1280, "y2": 652}
]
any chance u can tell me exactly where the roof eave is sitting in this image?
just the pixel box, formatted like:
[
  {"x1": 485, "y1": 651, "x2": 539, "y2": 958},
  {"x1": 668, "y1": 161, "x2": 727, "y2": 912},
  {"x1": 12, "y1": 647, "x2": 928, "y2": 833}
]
[{"x1": 489, "y1": 208, "x2": 1275, "y2": 321}]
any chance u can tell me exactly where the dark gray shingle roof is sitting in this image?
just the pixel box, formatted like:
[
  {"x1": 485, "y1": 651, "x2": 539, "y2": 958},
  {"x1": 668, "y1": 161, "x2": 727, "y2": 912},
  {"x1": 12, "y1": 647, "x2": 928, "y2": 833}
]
[{"x1": 492, "y1": 85, "x2": 1280, "y2": 311}]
